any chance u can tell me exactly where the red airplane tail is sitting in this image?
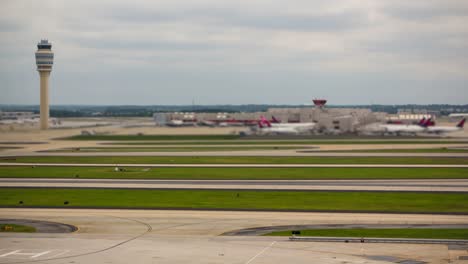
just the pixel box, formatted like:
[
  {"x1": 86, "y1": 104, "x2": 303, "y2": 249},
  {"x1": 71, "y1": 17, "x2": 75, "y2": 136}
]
[
  {"x1": 422, "y1": 118, "x2": 433, "y2": 127},
  {"x1": 258, "y1": 121, "x2": 264, "y2": 128},
  {"x1": 418, "y1": 118, "x2": 426, "y2": 126},
  {"x1": 271, "y1": 116, "x2": 280, "y2": 123},
  {"x1": 260, "y1": 116, "x2": 272, "y2": 127},
  {"x1": 457, "y1": 118, "x2": 466, "y2": 128}
]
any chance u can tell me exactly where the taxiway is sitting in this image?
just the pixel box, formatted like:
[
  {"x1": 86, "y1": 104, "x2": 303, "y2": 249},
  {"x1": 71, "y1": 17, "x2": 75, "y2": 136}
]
[
  {"x1": 1, "y1": 209, "x2": 468, "y2": 263},
  {"x1": 2, "y1": 178, "x2": 468, "y2": 192}
]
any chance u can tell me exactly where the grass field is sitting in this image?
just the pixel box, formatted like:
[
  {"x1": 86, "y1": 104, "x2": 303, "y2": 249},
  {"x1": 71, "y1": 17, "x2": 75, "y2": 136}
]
[
  {"x1": 264, "y1": 228, "x2": 468, "y2": 239},
  {"x1": 1, "y1": 166, "x2": 467, "y2": 180},
  {"x1": 0, "y1": 224, "x2": 36, "y2": 233},
  {"x1": 323, "y1": 148, "x2": 468, "y2": 153},
  {"x1": 67, "y1": 135, "x2": 241, "y2": 140},
  {"x1": 45, "y1": 146, "x2": 307, "y2": 152},
  {"x1": 1, "y1": 156, "x2": 467, "y2": 164},
  {"x1": 1, "y1": 188, "x2": 468, "y2": 213},
  {"x1": 45, "y1": 146, "x2": 468, "y2": 153}
]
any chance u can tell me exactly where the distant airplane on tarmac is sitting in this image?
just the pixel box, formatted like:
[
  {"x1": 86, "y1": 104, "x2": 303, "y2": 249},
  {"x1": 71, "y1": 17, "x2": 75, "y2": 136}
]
[
  {"x1": 256, "y1": 116, "x2": 316, "y2": 134},
  {"x1": 166, "y1": 119, "x2": 197, "y2": 127},
  {"x1": 361, "y1": 118, "x2": 464, "y2": 136},
  {"x1": 270, "y1": 116, "x2": 316, "y2": 129},
  {"x1": 423, "y1": 118, "x2": 465, "y2": 134},
  {"x1": 449, "y1": 113, "x2": 468, "y2": 118},
  {"x1": 360, "y1": 118, "x2": 428, "y2": 136}
]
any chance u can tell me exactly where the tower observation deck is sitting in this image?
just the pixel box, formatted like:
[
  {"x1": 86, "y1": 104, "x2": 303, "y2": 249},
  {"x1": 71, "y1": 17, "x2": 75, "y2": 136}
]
[{"x1": 35, "y1": 39, "x2": 54, "y2": 129}]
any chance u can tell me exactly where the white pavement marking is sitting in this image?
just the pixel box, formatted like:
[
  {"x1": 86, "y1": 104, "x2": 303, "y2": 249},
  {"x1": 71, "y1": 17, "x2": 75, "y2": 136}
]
[
  {"x1": 1, "y1": 163, "x2": 468, "y2": 168},
  {"x1": 245, "y1": 241, "x2": 276, "y2": 264},
  {"x1": 0, "y1": 249, "x2": 51, "y2": 259},
  {"x1": 47, "y1": 250, "x2": 70, "y2": 258}
]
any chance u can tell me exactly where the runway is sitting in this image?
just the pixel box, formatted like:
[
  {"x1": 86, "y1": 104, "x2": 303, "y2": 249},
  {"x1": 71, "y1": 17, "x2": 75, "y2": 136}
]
[
  {"x1": 1, "y1": 209, "x2": 468, "y2": 263},
  {"x1": 1, "y1": 162, "x2": 468, "y2": 168},
  {"x1": 2, "y1": 178, "x2": 468, "y2": 192}
]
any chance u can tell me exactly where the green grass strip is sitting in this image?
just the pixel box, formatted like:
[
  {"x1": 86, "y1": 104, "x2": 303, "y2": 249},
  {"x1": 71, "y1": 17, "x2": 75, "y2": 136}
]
[
  {"x1": 1, "y1": 156, "x2": 467, "y2": 164},
  {"x1": 325, "y1": 148, "x2": 468, "y2": 153},
  {"x1": 1, "y1": 167, "x2": 467, "y2": 180},
  {"x1": 2, "y1": 188, "x2": 468, "y2": 213},
  {"x1": 66, "y1": 135, "x2": 241, "y2": 140},
  {"x1": 46, "y1": 147, "x2": 468, "y2": 153},
  {"x1": 0, "y1": 224, "x2": 36, "y2": 233},
  {"x1": 264, "y1": 228, "x2": 468, "y2": 239},
  {"x1": 45, "y1": 146, "x2": 304, "y2": 152}
]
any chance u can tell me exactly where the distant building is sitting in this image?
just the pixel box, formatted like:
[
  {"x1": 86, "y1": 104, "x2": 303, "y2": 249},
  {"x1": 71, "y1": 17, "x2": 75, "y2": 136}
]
[{"x1": 0, "y1": 111, "x2": 37, "y2": 120}]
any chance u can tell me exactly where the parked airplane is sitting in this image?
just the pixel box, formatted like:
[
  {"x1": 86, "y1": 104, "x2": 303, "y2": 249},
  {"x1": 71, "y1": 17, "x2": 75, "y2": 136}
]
[
  {"x1": 257, "y1": 121, "x2": 300, "y2": 134},
  {"x1": 166, "y1": 120, "x2": 196, "y2": 127},
  {"x1": 256, "y1": 116, "x2": 316, "y2": 134},
  {"x1": 381, "y1": 124, "x2": 426, "y2": 135},
  {"x1": 268, "y1": 116, "x2": 316, "y2": 129},
  {"x1": 424, "y1": 118, "x2": 465, "y2": 134},
  {"x1": 360, "y1": 118, "x2": 429, "y2": 135}
]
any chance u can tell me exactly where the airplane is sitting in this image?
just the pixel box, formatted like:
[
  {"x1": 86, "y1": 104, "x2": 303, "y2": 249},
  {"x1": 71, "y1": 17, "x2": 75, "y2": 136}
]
[
  {"x1": 257, "y1": 120, "x2": 301, "y2": 134},
  {"x1": 380, "y1": 123, "x2": 426, "y2": 135},
  {"x1": 256, "y1": 116, "x2": 316, "y2": 134},
  {"x1": 166, "y1": 119, "x2": 196, "y2": 127},
  {"x1": 360, "y1": 118, "x2": 429, "y2": 135},
  {"x1": 423, "y1": 118, "x2": 465, "y2": 134},
  {"x1": 199, "y1": 120, "x2": 216, "y2": 127},
  {"x1": 267, "y1": 116, "x2": 316, "y2": 130}
]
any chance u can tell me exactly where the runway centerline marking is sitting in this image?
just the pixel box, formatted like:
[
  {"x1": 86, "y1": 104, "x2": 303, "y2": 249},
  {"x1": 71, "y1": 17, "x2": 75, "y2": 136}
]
[{"x1": 245, "y1": 241, "x2": 276, "y2": 264}]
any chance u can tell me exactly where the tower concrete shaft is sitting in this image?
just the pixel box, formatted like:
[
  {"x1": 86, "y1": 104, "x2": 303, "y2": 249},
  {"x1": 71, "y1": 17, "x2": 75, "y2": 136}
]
[
  {"x1": 35, "y1": 40, "x2": 54, "y2": 130},
  {"x1": 39, "y1": 71, "x2": 50, "y2": 129}
]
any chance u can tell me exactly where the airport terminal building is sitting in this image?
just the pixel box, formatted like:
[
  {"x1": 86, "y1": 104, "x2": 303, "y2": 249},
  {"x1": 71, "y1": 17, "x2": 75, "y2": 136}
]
[{"x1": 154, "y1": 100, "x2": 386, "y2": 133}]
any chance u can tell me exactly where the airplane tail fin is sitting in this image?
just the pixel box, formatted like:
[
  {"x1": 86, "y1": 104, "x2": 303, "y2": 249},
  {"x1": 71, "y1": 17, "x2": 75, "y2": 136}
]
[
  {"x1": 418, "y1": 118, "x2": 426, "y2": 126},
  {"x1": 271, "y1": 116, "x2": 280, "y2": 123},
  {"x1": 260, "y1": 116, "x2": 272, "y2": 127},
  {"x1": 422, "y1": 118, "x2": 432, "y2": 127},
  {"x1": 258, "y1": 121, "x2": 264, "y2": 128},
  {"x1": 457, "y1": 118, "x2": 466, "y2": 128}
]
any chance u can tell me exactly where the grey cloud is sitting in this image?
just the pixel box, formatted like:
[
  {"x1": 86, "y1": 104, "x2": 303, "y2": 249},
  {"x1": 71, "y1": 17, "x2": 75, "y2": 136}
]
[
  {"x1": 0, "y1": 19, "x2": 24, "y2": 32},
  {"x1": 383, "y1": 3, "x2": 468, "y2": 21},
  {"x1": 1, "y1": 0, "x2": 468, "y2": 105},
  {"x1": 105, "y1": 8, "x2": 368, "y2": 32},
  {"x1": 365, "y1": 33, "x2": 468, "y2": 61},
  {"x1": 223, "y1": 11, "x2": 367, "y2": 31},
  {"x1": 68, "y1": 37, "x2": 223, "y2": 51}
]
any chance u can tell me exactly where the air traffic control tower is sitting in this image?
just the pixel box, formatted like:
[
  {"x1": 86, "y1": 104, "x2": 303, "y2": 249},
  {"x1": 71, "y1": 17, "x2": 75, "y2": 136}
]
[{"x1": 35, "y1": 40, "x2": 54, "y2": 129}]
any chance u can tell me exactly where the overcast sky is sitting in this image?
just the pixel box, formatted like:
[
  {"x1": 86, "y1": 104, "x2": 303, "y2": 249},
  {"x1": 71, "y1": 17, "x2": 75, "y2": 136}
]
[{"x1": 1, "y1": 0, "x2": 467, "y2": 105}]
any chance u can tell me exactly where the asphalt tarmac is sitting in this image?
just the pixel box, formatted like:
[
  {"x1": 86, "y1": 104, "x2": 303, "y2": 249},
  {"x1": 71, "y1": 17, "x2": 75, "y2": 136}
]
[
  {"x1": 1, "y1": 209, "x2": 468, "y2": 263},
  {"x1": 2, "y1": 178, "x2": 468, "y2": 192},
  {"x1": 3, "y1": 151, "x2": 468, "y2": 157}
]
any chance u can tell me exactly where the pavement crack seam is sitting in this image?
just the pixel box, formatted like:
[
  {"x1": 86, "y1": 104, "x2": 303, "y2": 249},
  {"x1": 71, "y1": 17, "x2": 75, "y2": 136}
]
[{"x1": 3, "y1": 215, "x2": 153, "y2": 264}]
